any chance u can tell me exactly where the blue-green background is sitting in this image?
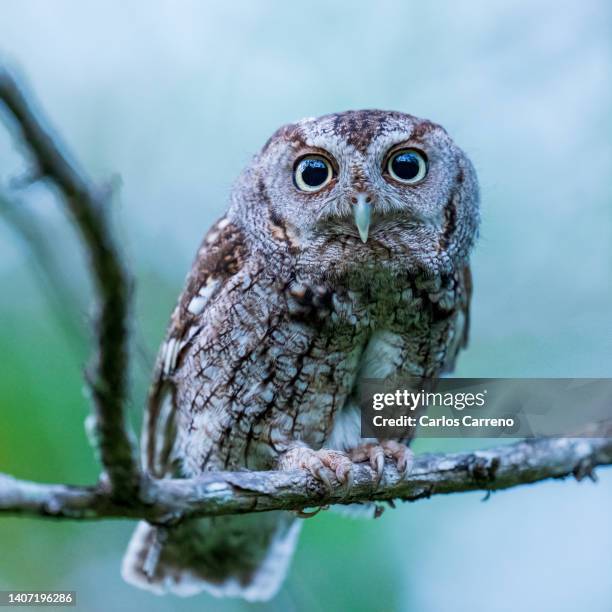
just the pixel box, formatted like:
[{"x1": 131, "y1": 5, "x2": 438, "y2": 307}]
[{"x1": 0, "y1": 2, "x2": 611, "y2": 611}]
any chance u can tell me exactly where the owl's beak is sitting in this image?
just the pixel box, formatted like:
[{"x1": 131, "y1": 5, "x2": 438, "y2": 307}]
[{"x1": 353, "y1": 193, "x2": 372, "y2": 243}]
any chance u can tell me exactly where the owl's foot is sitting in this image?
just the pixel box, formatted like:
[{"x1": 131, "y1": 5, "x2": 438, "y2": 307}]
[
  {"x1": 349, "y1": 441, "x2": 413, "y2": 485},
  {"x1": 278, "y1": 445, "x2": 353, "y2": 493}
]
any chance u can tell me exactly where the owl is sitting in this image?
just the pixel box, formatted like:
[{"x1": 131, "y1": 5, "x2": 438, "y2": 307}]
[{"x1": 122, "y1": 110, "x2": 479, "y2": 601}]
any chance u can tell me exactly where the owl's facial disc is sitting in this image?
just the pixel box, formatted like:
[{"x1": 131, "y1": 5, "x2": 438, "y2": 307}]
[
  {"x1": 291, "y1": 142, "x2": 433, "y2": 243},
  {"x1": 238, "y1": 111, "x2": 479, "y2": 277}
]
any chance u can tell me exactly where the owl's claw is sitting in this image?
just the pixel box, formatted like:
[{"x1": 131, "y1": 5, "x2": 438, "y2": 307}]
[
  {"x1": 349, "y1": 444, "x2": 382, "y2": 484},
  {"x1": 310, "y1": 457, "x2": 332, "y2": 492},
  {"x1": 341, "y1": 462, "x2": 354, "y2": 492},
  {"x1": 349, "y1": 441, "x2": 414, "y2": 487},
  {"x1": 278, "y1": 445, "x2": 353, "y2": 494},
  {"x1": 391, "y1": 442, "x2": 414, "y2": 474},
  {"x1": 383, "y1": 440, "x2": 414, "y2": 476},
  {"x1": 369, "y1": 445, "x2": 385, "y2": 484}
]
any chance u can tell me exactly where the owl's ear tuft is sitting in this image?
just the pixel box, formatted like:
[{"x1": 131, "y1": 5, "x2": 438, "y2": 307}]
[
  {"x1": 410, "y1": 119, "x2": 443, "y2": 141},
  {"x1": 260, "y1": 122, "x2": 307, "y2": 154}
]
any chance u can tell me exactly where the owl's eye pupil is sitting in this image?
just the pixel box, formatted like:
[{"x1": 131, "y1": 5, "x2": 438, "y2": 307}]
[
  {"x1": 300, "y1": 159, "x2": 328, "y2": 187},
  {"x1": 386, "y1": 148, "x2": 428, "y2": 184},
  {"x1": 294, "y1": 155, "x2": 333, "y2": 192},
  {"x1": 391, "y1": 153, "x2": 420, "y2": 180}
]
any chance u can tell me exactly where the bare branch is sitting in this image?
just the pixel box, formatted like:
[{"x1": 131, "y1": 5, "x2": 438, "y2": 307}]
[
  {"x1": 0, "y1": 67, "x2": 138, "y2": 500},
  {"x1": 1, "y1": 436, "x2": 610, "y2": 522}
]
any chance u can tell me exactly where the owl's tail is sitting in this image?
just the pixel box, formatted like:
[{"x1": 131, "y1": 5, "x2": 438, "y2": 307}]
[{"x1": 121, "y1": 512, "x2": 301, "y2": 602}]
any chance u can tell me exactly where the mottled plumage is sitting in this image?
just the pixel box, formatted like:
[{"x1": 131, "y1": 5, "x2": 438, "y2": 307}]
[{"x1": 122, "y1": 110, "x2": 479, "y2": 601}]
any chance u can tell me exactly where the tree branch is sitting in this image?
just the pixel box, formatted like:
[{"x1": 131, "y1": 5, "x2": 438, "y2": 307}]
[
  {"x1": 1, "y1": 435, "x2": 611, "y2": 522},
  {"x1": 0, "y1": 67, "x2": 138, "y2": 501}
]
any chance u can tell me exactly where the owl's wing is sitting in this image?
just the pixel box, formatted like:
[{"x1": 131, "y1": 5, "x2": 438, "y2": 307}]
[
  {"x1": 442, "y1": 264, "x2": 473, "y2": 373},
  {"x1": 143, "y1": 216, "x2": 247, "y2": 477}
]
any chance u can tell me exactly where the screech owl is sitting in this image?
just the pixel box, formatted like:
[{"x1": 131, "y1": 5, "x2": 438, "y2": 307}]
[{"x1": 122, "y1": 110, "x2": 479, "y2": 601}]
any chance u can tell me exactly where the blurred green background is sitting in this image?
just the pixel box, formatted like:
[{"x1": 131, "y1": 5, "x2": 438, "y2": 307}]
[{"x1": 0, "y1": 1, "x2": 611, "y2": 611}]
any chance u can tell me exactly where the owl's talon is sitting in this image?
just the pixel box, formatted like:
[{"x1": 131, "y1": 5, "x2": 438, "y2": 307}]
[
  {"x1": 350, "y1": 441, "x2": 413, "y2": 485},
  {"x1": 334, "y1": 460, "x2": 354, "y2": 498},
  {"x1": 278, "y1": 445, "x2": 353, "y2": 494},
  {"x1": 336, "y1": 461, "x2": 353, "y2": 488},
  {"x1": 344, "y1": 469, "x2": 354, "y2": 494},
  {"x1": 396, "y1": 449, "x2": 413, "y2": 474},
  {"x1": 313, "y1": 464, "x2": 333, "y2": 493},
  {"x1": 350, "y1": 443, "x2": 385, "y2": 485},
  {"x1": 370, "y1": 448, "x2": 385, "y2": 484},
  {"x1": 382, "y1": 440, "x2": 414, "y2": 476}
]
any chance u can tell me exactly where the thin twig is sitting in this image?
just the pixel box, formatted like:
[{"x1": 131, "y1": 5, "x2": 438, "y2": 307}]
[
  {"x1": 0, "y1": 67, "x2": 138, "y2": 501},
  {"x1": 0, "y1": 435, "x2": 610, "y2": 522}
]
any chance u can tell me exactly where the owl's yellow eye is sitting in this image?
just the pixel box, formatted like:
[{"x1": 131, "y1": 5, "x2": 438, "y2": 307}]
[
  {"x1": 294, "y1": 155, "x2": 333, "y2": 192},
  {"x1": 387, "y1": 149, "x2": 428, "y2": 184}
]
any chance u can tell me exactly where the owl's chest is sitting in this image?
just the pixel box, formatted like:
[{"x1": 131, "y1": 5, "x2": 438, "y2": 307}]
[
  {"x1": 262, "y1": 272, "x2": 428, "y2": 436},
  {"x1": 325, "y1": 268, "x2": 426, "y2": 334},
  {"x1": 180, "y1": 268, "x2": 456, "y2": 471}
]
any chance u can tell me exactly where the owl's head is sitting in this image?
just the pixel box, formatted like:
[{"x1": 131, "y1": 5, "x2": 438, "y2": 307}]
[{"x1": 231, "y1": 110, "x2": 479, "y2": 278}]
